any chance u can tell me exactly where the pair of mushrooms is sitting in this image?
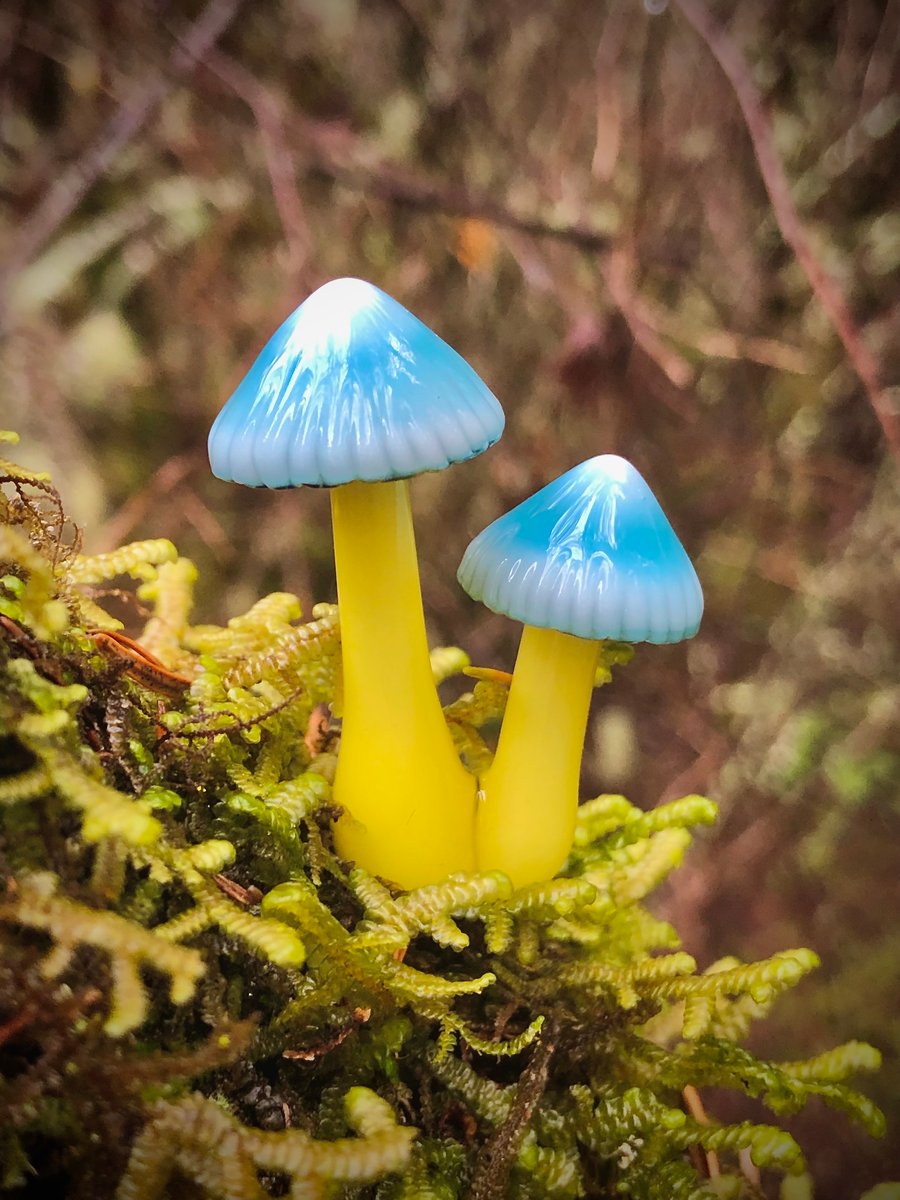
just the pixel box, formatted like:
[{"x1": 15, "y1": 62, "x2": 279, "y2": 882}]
[{"x1": 208, "y1": 278, "x2": 703, "y2": 890}]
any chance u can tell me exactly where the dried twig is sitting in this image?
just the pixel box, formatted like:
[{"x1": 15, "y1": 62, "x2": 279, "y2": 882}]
[
  {"x1": 468, "y1": 1021, "x2": 556, "y2": 1200},
  {"x1": 672, "y1": 0, "x2": 900, "y2": 459},
  {"x1": 682, "y1": 1084, "x2": 721, "y2": 1178},
  {"x1": 213, "y1": 875, "x2": 263, "y2": 907},
  {"x1": 207, "y1": 52, "x2": 312, "y2": 279},
  {"x1": 592, "y1": 0, "x2": 629, "y2": 181},
  {"x1": 303, "y1": 153, "x2": 612, "y2": 254},
  {"x1": 0, "y1": 0, "x2": 244, "y2": 322},
  {"x1": 858, "y1": 0, "x2": 900, "y2": 114},
  {"x1": 93, "y1": 455, "x2": 196, "y2": 551},
  {"x1": 603, "y1": 248, "x2": 695, "y2": 392}
]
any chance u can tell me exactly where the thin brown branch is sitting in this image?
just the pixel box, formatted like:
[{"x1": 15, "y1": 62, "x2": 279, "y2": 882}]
[
  {"x1": 604, "y1": 247, "x2": 695, "y2": 391},
  {"x1": 207, "y1": 52, "x2": 312, "y2": 279},
  {"x1": 672, "y1": 0, "x2": 900, "y2": 459},
  {"x1": 592, "y1": 0, "x2": 629, "y2": 181},
  {"x1": 682, "y1": 1084, "x2": 721, "y2": 1178},
  {"x1": 858, "y1": 0, "x2": 900, "y2": 114},
  {"x1": 93, "y1": 455, "x2": 197, "y2": 552},
  {"x1": 468, "y1": 1021, "x2": 557, "y2": 1200},
  {"x1": 0, "y1": 0, "x2": 244, "y2": 323},
  {"x1": 302, "y1": 153, "x2": 612, "y2": 254}
]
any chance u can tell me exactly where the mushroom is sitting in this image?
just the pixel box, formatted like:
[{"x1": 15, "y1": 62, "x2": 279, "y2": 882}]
[
  {"x1": 457, "y1": 455, "x2": 703, "y2": 887},
  {"x1": 209, "y1": 277, "x2": 504, "y2": 887}
]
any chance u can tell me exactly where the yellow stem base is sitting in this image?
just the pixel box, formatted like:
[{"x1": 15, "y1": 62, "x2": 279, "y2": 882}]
[
  {"x1": 475, "y1": 625, "x2": 599, "y2": 888},
  {"x1": 330, "y1": 480, "x2": 476, "y2": 888}
]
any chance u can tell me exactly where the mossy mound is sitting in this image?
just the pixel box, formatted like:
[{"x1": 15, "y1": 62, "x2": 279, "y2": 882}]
[{"x1": 0, "y1": 433, "x2": 884, "y2": 1199}]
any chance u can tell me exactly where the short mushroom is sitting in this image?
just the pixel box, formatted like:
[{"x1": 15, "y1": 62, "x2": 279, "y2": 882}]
[
  {"x1": 209, "y1": 277, "x2": 504, "y2": 887},
  {"x1": 457, "y1": 455, "x2": 703, "y2": 887}
]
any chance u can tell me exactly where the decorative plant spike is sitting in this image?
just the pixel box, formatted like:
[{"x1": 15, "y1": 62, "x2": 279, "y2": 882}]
[
  {"x1": 208, "y1": 277, "x2": 505, "y2": 889},
  {"x1": 0, "y1": 431, "x2": 887, "y2": 1200},
  {"x1": 458, "y1": 455, "x2": 704, "y2": 886}
]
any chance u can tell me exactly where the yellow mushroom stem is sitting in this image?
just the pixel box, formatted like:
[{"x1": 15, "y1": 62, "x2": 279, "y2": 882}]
[
  {"x1": 330, "y1": 478, "x2": 476, "y2": 887},
  {"x1": 475, "y1": 625, "x2": 600, "y2": 888}
]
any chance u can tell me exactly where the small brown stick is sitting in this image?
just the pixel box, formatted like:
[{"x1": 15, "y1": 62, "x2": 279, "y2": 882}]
[
  {"x1": 304, "y1": 704, "x2": 332, "y2": 757},
  {"x1": 468, "y1": 1021, "x2": 557, "y2": 1200},
  {"x1": 282, "y1": 1007, "x2": 371, "y2": 1061},
  {"x1": 300, "y1": 147, "x2": 612, "y2": 254},
  {"x1": 93, "y1": 456, "x2": 196, "y2": 552},
  {"x1": 491, "y1": 1000, "x2": 521, "y2": 1041},
  {"x1": 739, "y1": 1145, "x2": 762, "y2": 1188},
  {"x1": 603, "y1": 248, "x2": 696, "y2": 396},
  {"x1": 0, "y1": 470, "x2": 74, "y2": 567},
  {"x1": 682, "y1": 1085, "x2": 720, "y2": 1178},
  {"x1": 672, "y1": 0, "x2": 900, "y2": 459},
  {"x1": 165, "y1": 686, "x2": 305, "y2": 741},
  {"x1": 87, "y1": 630, "x2": 192, "y2": 698},
  {"x1": 207, "y1": 52, "x2": 312, "y2": 278},
  {"x1": 213, "y1": 874, "x2": 263, "y2": 907},
  {"x1": 0, "y1": 1003, "x2": 38, "y2": 1047}
]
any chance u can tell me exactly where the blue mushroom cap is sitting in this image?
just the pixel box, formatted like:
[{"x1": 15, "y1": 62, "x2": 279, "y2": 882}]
[
  {"x1": 208, "y1": 277, "x2": 504, "y2": 488},
  {"x1": 457, "y1": 456, "x2": 703, "y2": 644}
]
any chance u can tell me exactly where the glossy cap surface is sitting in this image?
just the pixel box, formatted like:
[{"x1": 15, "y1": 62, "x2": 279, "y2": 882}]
[
  {"x1": 458, "y1": 455, "x2": 703, "y2": 643},
  {"x1": 208, "y1": 277, "x2": 504, "y2": 487}
]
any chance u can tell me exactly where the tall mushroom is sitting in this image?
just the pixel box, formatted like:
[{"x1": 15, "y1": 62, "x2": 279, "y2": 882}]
[
  {"x1": 209, "y1": 277, "x2": 504, "y2": 887},
  {"x1": 457, "y1": 455, "x2": 703, "y2": 887}
]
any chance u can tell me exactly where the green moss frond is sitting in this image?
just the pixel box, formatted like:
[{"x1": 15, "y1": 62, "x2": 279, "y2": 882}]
[
  {"x1": 220, "y1": 608, "x2": 340, "y2": 694},
  {"x1": 430, "y1": 1052, "x2": 513, "y2": 1124},
  {"x1": 69, "y1": 539, "x2": 178, "y2": 585},
  {"x1": 444, "y1": 678, "x2": 509, "y2": 772},
  {"x1": 573, "y1": 793, "x2": 639, "y2": 845},
  {"x1": 430, "y1": 645, "x2": 470, "y2": 683},
  {"x1": 225, "y1": 790, "x2": 308, "y2": 867},
  {"x1": 382, "y1": 957, "x2": 496, "y2": 1001},
  {"x1": 0, "y1": 762, "x2": 51, "y2": 803},
  {"x1": 593, "y1": 827, "x2": 694, "y2": 906},
  {"x1": 0, "y1": 526, "x2": 69, "y2": 636},
  {"x1": 444, "y1": 679, "x2": 509, "y2": 729},
  {"x1": 348, "y1": 866, "x2": 403, "y2": 922},
  {"x1": 505, "y1": 877, "x2": 599, "y2": 919},
  {"x1": 1, "y1": 874, "x2": 204, "y2": 1034},
  {"x1": 779, "y1": 1040, "x2": 882, "y2": 1082},
  {"x1": 137, "y1": 556, "x2": 198, "y2": 670},
  {"x1": 549, "y1": 951, "x2": 697, "y2": 1007},
  {"x1": 21, "y1": 733, "x2": 160, "y2": 845},
  {"x1": 395, "y1": 871, "x2": 512, "y2": 939},
  {"x1": 672, "y1": 1117, "x2": 805, "y2": 1174},
  {"x1": 117, "y1": 1088, "x2": 416, "y2": 1199},
  {"x1": 603, "y1": 795, "x2": 719, "y2": 849},
  {"x1": 623, "y1": 1035, "x2": 884, "y2": 1136},
  {"x1": 447, "y1": 720, "x2": 495, "y2": 773},
  {"x1": 170, "y1": 876, "x2": 307, "y2": 968},
  {"x1": 440, "y1": 1011, "x2": 546, "y2": 1058},
  {"x1": 483, "y1": 906, "x2": 514, "y2": 953},
  {"x1": 643, "y1": 949, "x2": 820, "y2": 1006}
]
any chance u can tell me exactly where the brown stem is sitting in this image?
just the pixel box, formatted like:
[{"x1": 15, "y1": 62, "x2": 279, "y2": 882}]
[
  {"x1": 303, "y1": 157, "x2": 612, "y2": 253},
  {"x1": 468, "y1": 1022, "x2": 557, "y2": 1200},
  {"x1": 672, "y1": 0, "x2": 900, "y2": 459},
  {"x1": 207, "y1": 52, "x2": 312, "y2": 278}
]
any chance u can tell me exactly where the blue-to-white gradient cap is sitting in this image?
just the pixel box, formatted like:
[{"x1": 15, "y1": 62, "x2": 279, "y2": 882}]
[
  {"x1": 208, "y1": 278, "x2": 504, "y2": 488},
  {"x1": 457, "y1": 455, "x2": 703, "y2": 644}
]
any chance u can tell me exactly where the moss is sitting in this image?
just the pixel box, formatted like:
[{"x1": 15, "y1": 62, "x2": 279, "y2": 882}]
[{"x1": 0, "y1": 433, "x2": 885, "y2": 1198}]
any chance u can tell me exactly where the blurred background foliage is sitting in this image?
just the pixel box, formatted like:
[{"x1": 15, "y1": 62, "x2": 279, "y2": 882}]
[{"x1": 0, "y1": 0, "x2": 897, "y2": 1193}]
